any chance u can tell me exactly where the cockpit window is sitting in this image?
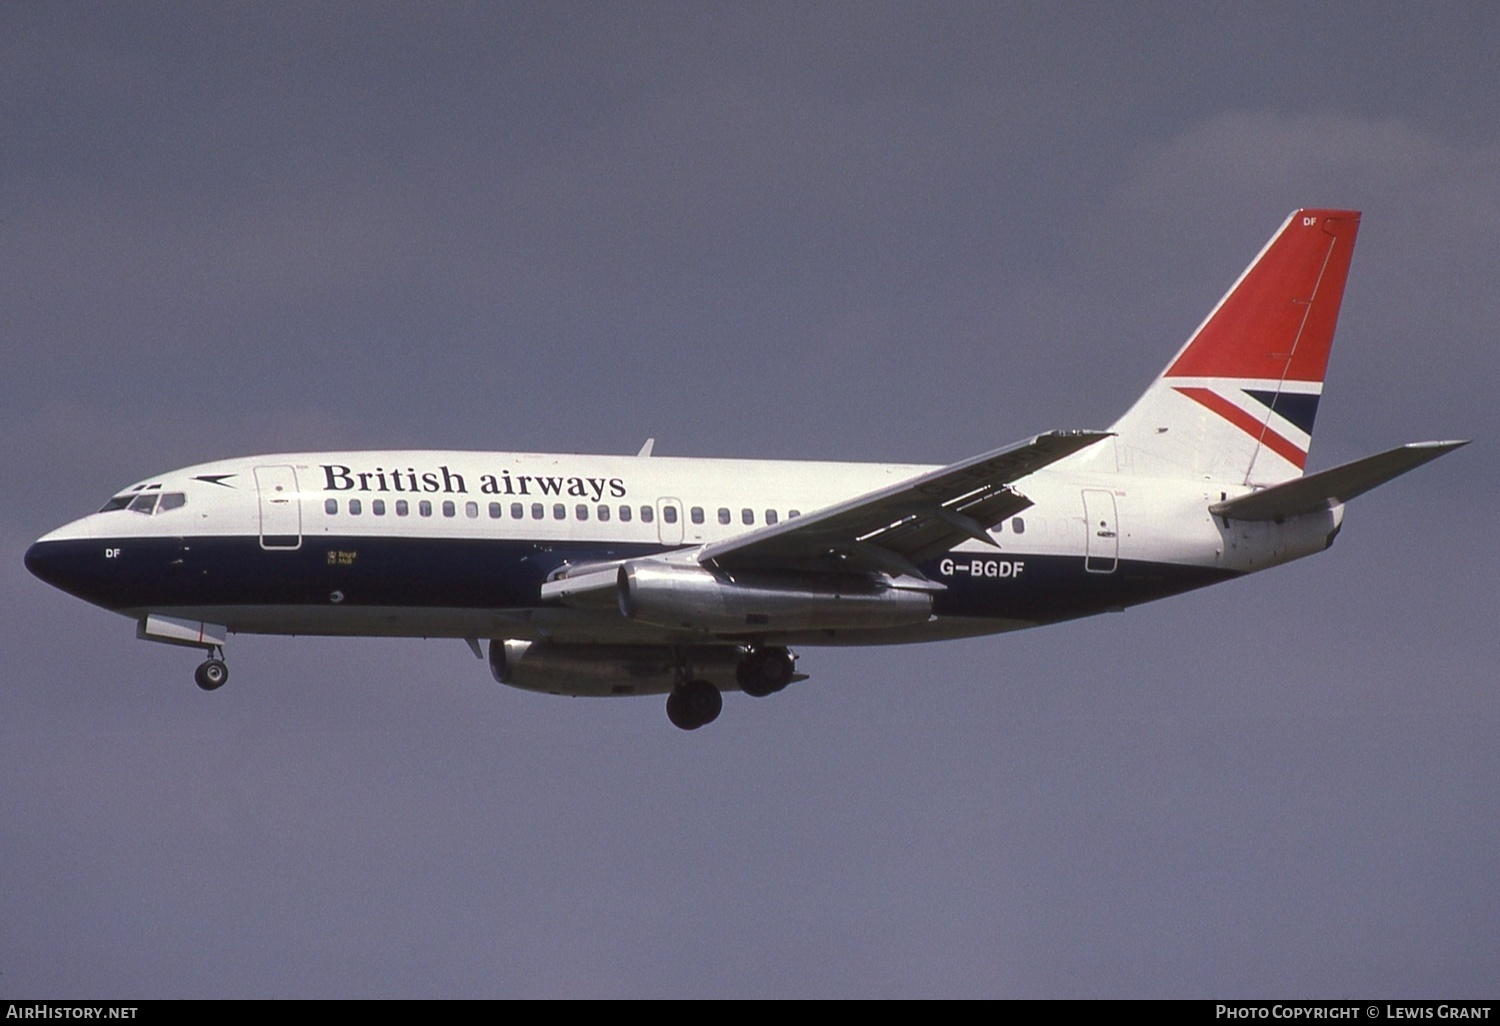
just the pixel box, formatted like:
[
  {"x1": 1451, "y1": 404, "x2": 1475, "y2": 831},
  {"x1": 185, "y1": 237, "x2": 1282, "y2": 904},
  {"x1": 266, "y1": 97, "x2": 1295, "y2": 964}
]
[{"x1": 101, "y1": 492, "x2": 185, "y2": 515}]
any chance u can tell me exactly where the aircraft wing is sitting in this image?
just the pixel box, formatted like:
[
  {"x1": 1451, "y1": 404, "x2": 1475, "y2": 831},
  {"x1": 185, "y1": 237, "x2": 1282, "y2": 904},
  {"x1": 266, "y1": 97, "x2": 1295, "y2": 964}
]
[{"x1": 698, "y1": 430, "x2": 1110, "y2": 577}]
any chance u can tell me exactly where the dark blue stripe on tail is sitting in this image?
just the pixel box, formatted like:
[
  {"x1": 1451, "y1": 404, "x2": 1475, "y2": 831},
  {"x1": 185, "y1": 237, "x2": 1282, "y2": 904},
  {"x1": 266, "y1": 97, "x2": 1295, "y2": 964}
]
[{"x1": 1245, "y1": 389, "x2": 1320, "y2": 435}]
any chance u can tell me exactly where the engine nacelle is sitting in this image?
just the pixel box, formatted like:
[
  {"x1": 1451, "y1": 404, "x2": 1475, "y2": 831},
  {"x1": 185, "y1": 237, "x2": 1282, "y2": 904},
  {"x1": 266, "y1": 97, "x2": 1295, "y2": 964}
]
[
  {"x1": 489, "y1": 639, "x2": 740, "y2": 697},
  {"x1": 617, "y1": 561, "x2": 933, "y2": 634}
]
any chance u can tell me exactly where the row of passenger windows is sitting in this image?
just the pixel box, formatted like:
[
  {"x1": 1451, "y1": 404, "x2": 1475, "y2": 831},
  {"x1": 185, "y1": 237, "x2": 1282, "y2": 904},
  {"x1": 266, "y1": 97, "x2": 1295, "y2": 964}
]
[
  {"x1": 96, "y1": 489, "x2": 1026, "y2": 535},
  {"x1": 95, "y1": 487, "x2": 1024, "y2": 534},
  {"x1": 322, "y1": 498, "x2": 802, "y2": 524}
]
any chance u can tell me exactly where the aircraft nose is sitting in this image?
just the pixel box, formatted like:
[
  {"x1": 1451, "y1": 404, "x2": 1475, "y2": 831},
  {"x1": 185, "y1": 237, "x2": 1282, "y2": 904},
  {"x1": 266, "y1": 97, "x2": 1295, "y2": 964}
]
[
  {"x1": 25, "y1": 539, "x2": 71, "y2": 591},
  {"x1": 25, "y1": 518, "x2": 98, "y2": 599}
]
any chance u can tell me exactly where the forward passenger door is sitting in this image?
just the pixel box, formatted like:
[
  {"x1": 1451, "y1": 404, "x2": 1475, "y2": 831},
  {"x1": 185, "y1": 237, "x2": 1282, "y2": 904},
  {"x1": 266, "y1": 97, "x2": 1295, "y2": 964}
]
[{"x1": 255, "y1": 465, "x2": 302, "y2": 550}]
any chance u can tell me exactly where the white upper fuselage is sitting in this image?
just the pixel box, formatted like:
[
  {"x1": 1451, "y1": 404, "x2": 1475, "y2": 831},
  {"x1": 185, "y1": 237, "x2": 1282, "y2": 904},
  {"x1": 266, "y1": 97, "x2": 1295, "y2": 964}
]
[{"x1": 40, "y1": 447, "x2": 1236, "y2": 563}]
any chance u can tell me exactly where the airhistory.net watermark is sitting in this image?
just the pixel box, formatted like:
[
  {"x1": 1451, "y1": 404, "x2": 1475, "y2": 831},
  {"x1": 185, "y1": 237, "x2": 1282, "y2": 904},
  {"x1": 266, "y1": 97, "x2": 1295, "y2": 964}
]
[{"x1": 6, "y1": 1007, "x2": 138, "y2": 1020}]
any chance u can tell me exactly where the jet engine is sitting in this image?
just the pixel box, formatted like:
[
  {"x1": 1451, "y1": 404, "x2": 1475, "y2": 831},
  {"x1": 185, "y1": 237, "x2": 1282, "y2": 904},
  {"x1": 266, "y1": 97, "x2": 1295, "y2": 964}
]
[{"x1": 616, "y1": 561, "x2": 933, "y2": 633}]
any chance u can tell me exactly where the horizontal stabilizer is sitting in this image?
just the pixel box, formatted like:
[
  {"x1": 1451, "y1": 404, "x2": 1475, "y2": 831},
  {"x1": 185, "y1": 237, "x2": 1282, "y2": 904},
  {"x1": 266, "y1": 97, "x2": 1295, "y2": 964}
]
[{"x1": 1209, "y1": 440, "x2": 1468, "y2": 521}]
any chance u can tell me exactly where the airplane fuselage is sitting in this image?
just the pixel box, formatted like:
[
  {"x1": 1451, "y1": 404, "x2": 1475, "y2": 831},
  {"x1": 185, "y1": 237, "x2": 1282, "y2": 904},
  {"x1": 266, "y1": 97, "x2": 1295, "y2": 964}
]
[{"x1": 25, "y1": 447, "x2": 1335, "y2": 650}]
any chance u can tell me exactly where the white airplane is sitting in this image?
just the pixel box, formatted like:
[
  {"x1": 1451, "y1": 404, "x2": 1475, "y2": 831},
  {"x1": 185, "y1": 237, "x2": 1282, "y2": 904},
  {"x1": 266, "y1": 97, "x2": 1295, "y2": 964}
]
[{"x1": 26, "y1": 209, "x2": 1465, "y2": 729}]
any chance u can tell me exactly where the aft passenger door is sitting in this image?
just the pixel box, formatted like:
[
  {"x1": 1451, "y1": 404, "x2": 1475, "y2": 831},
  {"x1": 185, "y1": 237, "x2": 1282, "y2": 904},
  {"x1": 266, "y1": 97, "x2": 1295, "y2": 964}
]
[
  {"x1": 254, "y1": 465, "x2": 302, "y2": 550},
  {"x1": 1082, "y1": 489, "x2": 1118, "y2": 573}
]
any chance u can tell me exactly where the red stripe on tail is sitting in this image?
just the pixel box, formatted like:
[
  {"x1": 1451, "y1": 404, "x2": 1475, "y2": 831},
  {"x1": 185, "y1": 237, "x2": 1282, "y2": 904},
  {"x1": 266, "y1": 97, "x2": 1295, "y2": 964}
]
[{"x1": 1174, "y1": 387, "x2": 1308, "y2": 470}]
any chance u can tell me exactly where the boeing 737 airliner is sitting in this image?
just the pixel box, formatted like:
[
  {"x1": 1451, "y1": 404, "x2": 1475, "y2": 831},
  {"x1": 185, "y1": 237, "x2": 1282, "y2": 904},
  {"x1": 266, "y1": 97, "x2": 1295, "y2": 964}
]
[{"x1": 26, "y1": 210, "x2": 1465, "y2": 729}]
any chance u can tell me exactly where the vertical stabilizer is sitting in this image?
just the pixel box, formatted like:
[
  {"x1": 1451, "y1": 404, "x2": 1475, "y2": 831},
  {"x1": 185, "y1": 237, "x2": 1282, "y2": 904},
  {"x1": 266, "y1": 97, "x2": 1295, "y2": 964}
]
[{"x1": 1107, "y1": 209, "x2": 1361, "y2": 485}]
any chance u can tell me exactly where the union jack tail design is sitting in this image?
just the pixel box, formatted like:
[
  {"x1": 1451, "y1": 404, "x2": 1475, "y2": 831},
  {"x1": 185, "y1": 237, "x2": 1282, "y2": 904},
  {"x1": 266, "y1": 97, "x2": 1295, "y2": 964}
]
[{"x1": 1108, "y1": 209, "x2": 1361, "y2": 486}]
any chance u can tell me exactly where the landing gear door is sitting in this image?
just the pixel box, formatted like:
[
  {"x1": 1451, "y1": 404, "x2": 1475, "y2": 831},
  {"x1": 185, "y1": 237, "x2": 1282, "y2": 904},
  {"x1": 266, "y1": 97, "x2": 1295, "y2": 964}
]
[
  {"x1": 1082, "y1": 489, "x2": 1118, "y2": 573},
  {"x1": 656, "y1": 498, "x2": 684, "y2": 546},
  {"x1": 255, "y1": 465, "x2": 302, "y2": 550}
]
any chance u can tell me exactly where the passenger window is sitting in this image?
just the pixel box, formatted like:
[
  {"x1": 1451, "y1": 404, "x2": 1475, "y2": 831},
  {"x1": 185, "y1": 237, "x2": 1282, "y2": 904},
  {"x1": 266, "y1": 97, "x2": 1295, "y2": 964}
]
[
  {"x1": 551, "y1": 503, "x2": 564, "y2": 520},
  {"x1": 372, "y1": 499, "x2": 386, "y2": 516},
  {"x1": 619, "y1": 505, "x2": 632, "y2": 522},
  {"x1": 419, "y1": 500, "x2": 432, "y2": 517},
  {"x1": 325, "y1": 498, "x2": 338, "y2": 515},
  {"x1": 641, "y1": 506, "x2": 654, "y2": 524},
  {"x1": 438, "y1": 500, "x2": 453, "y2": 517},
  {"x1": 531, "y1": 503, "x2": 544, "y2": 519},
  {"x1": 576, "y1": 504, "x2": 589, "y2": 520},
  {"x1": 662, "y1": 506, "x2": 677, "y2": 524},
  {"x1": 128, "y1": 494, "x2": 158, "y2": 514},
  {"x1": 511, "y1": 502, "x2": 524, "y2": 519},
  {"x1": 465, "y1": 501, "x2": 478, "y2": 518},
  {"x1": 349, "y1": 498, "x2": 362, "y2": 515},
  {"x1": 488, "y1": 502, "x2": 502, "y2": 518},
  {"x1": 690, "y1": 507, "x2": 704, "y2": 525},
  {"x1": 158, "y1": 493, "x2": 186, "y2": 512},
  {"x1": 789, "y1": 510, "x2": 801, "y2": 518},
  {"x1": 742, "y1": 508, "x2": 754, "y2": 525},
  {"x1": 597, "y1": 505, "x2": 610, "y2": 522},
  {"x1": 1011, "y1": 516, "x2": 1025, "y2": 534},
  {"x1": 396, "y1": 499, "x2": 409, "y2": 517},
  {"x1": 717, "y1": 508, "x2": 730, "y2": 525},
  {"x1": 766, "y1": 509, "x2": 778, "y2": 525}
]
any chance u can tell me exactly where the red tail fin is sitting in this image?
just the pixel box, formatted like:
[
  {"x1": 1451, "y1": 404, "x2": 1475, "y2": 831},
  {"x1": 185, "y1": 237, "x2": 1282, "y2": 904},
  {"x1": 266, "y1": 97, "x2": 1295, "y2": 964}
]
[{"x1": 1165, "y1": 210, "x2": 1361, "y2": 383}]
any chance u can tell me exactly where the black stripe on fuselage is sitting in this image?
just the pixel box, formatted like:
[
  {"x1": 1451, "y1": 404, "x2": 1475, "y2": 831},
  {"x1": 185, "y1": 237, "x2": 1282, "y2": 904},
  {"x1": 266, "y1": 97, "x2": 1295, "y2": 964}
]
[
  {"x1": 25, "y1": 534, "x2": 1236, "y2": 631},
  {"x1": 25, "y1": 534, "x2": 654, "y2": 612}
]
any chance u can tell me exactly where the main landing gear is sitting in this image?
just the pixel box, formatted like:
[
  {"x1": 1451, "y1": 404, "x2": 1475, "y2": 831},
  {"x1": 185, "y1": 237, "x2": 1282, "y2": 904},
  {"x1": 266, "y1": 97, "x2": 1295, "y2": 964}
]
[
  {"x1": 194, "y1": 648, "x2": 229, "y2": 691},
  {"x1": 737, "y1": 646, "x2": 796, "y2": 697},
  {"x1": 666, "y1": 679, "x2": 722, "y2": 731},
  {"x1": 664, "y1": 646, "x2": 798, "y2": 730}
]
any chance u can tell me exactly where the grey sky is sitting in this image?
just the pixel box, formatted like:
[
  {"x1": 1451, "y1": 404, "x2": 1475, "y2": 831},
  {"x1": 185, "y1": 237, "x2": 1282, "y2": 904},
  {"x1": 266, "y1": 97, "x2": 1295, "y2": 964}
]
[{"x1": 3, "y1": 3, "x2": 1496, "y2": 997}]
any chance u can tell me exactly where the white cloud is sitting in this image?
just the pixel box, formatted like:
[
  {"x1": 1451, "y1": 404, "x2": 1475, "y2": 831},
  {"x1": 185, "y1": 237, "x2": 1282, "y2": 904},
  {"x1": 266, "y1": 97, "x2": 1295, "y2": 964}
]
[{"x1": 1115, "y1": 110, "x2": 1500, "y2": 225}]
